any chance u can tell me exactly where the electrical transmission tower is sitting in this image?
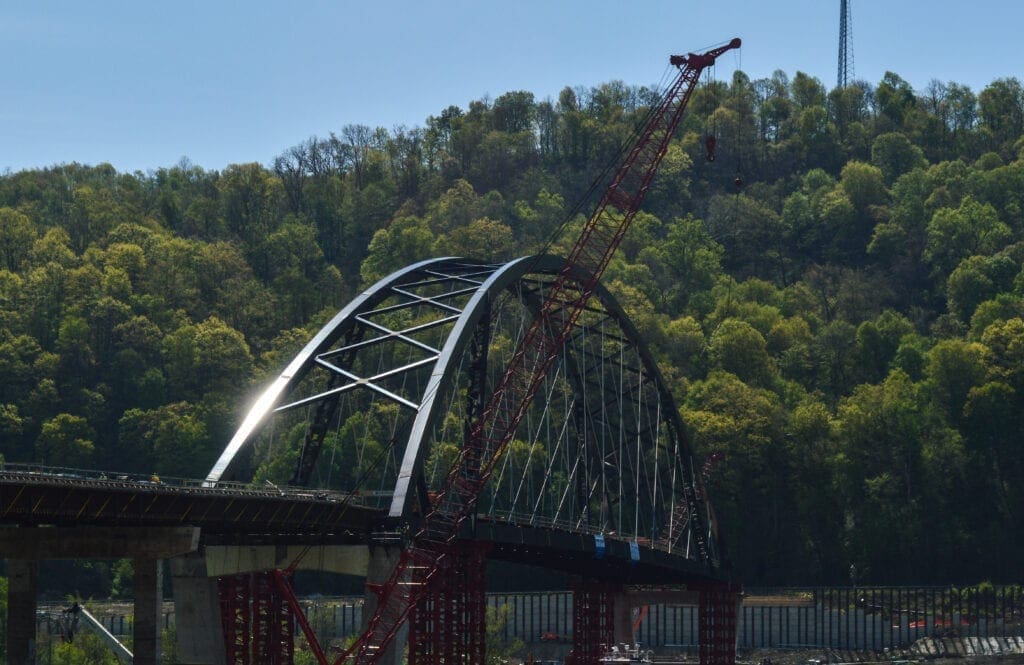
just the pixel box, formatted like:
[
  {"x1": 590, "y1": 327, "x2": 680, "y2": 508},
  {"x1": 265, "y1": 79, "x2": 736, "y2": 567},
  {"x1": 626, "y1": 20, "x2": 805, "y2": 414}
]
[{"x1": 838, "y1": 0, "x2": 852, "y2": 88}]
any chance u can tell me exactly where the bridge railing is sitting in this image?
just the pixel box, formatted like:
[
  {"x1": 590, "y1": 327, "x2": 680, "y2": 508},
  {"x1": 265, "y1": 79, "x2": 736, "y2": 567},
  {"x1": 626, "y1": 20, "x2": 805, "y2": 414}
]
[
  {"x1": 485, "y1": 509, "x2": 671, "y2": 553},
  {"x1": 0, "y1": 462, "x2": 393, "y2": 506},
  {"x1": 0, "y1": 464, "x2": 678, "y2": 548}
]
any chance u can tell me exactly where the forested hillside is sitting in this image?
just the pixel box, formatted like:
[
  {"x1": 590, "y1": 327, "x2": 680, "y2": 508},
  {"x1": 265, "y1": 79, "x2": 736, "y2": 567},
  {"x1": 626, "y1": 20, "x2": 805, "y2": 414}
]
[{"x1": 2, "y1": 69, "x2": 1023, "y2": 586}]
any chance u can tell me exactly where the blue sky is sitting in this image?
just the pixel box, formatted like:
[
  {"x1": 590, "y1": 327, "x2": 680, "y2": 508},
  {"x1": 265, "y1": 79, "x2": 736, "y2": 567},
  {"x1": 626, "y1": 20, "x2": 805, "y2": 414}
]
[{"x1": 3, "y1": 1, "x2": 1023, "y2": 174}]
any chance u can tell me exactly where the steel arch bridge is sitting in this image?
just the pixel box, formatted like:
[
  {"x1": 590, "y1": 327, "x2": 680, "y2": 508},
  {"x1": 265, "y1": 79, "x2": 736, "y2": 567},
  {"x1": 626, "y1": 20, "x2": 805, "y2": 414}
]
[
  {"x1": 207, "y1": 255, "x2": 724, "y2": 568},
  {"x1": 205, "y1": 254, "x2": 735, "y2": 663}
]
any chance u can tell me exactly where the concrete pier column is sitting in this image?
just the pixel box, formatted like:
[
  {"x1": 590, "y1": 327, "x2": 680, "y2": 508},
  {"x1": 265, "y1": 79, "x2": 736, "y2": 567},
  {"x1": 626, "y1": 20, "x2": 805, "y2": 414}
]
[
  {"x1": 6, "y1": 559, "x2": 38, "y2": 665},
  {"x1": 170, "y1": 554, "x2": 226, "y2": 665},
  {"x1": 133, "y1": 558, "x2": 163, "y2": 665},
  {"x1": 612, "y1": 593, "x2": 635, "y2": 647},
  {"x1": 363, "y1": 543, "x2": 408, "y2": 665}
]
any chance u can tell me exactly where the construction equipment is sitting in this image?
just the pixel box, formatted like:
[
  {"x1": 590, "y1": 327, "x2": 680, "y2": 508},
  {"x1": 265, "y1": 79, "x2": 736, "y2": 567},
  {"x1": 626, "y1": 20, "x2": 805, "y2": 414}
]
[{"x1": 280, "y1": 37, "x2": 741, "y2": 664}]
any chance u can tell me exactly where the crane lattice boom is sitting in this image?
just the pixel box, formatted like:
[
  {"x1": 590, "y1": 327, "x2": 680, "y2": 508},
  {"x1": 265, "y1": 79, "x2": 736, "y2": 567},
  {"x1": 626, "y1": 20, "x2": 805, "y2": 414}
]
[{"x1": 284, "y1": 38, "x2": 741, "y2": 665}]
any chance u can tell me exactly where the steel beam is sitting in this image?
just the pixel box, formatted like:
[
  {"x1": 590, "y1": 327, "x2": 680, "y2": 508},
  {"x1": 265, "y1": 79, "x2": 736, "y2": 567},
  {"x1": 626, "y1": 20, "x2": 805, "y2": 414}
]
[{"x1": 0, "y1": 526, "x2": 198, "y2": 559}]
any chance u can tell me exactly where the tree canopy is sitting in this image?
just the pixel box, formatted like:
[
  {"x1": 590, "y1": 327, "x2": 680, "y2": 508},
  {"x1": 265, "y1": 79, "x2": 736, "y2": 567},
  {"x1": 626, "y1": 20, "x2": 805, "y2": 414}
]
[{"x1": 3, "y1": 66, "x2": 1024, "y2": 587}]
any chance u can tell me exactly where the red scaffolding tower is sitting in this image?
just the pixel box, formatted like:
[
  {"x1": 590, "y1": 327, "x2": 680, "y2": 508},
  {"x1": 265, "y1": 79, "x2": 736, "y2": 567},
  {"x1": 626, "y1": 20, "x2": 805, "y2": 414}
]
[
  {"x1": 407, "y1": 541, "x2": 490, "y2": 664},
  {"x1": 219, "y1": 572, "x2": 296, "y2": 665}
]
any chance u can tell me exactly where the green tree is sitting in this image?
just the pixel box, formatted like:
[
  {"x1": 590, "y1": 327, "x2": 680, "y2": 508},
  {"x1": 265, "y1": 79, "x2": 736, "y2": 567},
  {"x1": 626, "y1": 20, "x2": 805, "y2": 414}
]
[
  {"x1": 359, "y1": 216, "x2": 436, "y2": 284},
  {"x1": 682, "y1": 371, "x2": 789, "y2": 581},
  {"x1": 979, "y1": 317, "x2": 1024, "y2": 392},
  {"x1": 840, "y1": 161, "x2": 887, "y2": 212},
  {"x1": 708, "y1": 319, "x2": 774, "y2": 387},
  {"x1": 162, "y1": 316, "x2": 253, "y2": 403},
  {"x1": 785, "y1": 398, "x2": 843, "y2": 577},
  {"x1": 36, "y1": 413, "x2": 95, "y2": 467},
  {"x1": 946, "y1": 253, "x2": 1019, "y2": 322},
  {"x1": 978, "y1": 77, "x2": 1024, "y2": 152},
  {"x1": 834, "y1": 370, "x2": 958, "y2": 581},
  {"x1": 0, "y1": 207, "x2": 36, "y2": 272},
  {"x1": 706, "y1": 193, "x2": 782, "y2": 277},
  {"x1": 871, "y1": 132, "x2": 927, "y2": 184},
  {"x1": 486, "y1": 604, "x2": 524, "y2": 664},
  {"x1": 925, "y1": 339, "x2": 990, "y2": 423},
  {"x1": 853, "y1": 310, "x2": 915, "y2": 384},
  {"x1": 118, "y1": 402, "x2": 211, "y2": 476},
  {"x1": 0, "y1": 334, "x2": 44, "y2": 404},
  {"x1": 218, "y1": 163, "x2": 283, "y2": 245},
  {"x1": 641, "y1": 214, "x2": 723, "y2": 311},
  {"x1": 875, "y1": 71, "x2": 917, "y2": 130},
  {"x1": 438, "y1": 217, "x2": 514, "y2": 262},
  {"x1": 925, "y1": 196, "x2": 1012, "y2": 278}
]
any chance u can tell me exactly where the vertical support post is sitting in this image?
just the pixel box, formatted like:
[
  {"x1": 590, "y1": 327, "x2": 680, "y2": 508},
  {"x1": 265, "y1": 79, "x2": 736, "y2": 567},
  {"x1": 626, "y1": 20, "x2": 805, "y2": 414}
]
[
  {"x1": 465, "y1": 541, "x2": 489, "y2": 662},
  {"x1": 407, "y1": 541, "x2": 490, "y2": 665},
  {"x1": 171, "y1": 554, "x2": 227, "y2": 665},
  {"x1": 365, "y1": 541, "x2": 409, "y2": 665},
  {"x1": 567, "y1": 581, "x2": 617, "y2": 664},
  {"x1": 250, "y1": 571, "x2": 294, "y2": 665},
  {"x1": 698, "y1": 582, "x2": 740, "y2": 665},
  {"x1": 407, "y1": 595, "x2": 430, "y2": 665},
  {"x1": 6, "y1": 559, "x2": 38, "y2": 665},
  {"x1": 219, "y1": 573, "x2": 252, "y2": 665},
  {"x1": 275, "y1": 576, "x2": 295, "y2": 665},
  {"x1": 252, "y1": 573, "x2": 273, "y2": 663},
  {"x1": 612, "y1": 593, "x2": 634, "y2": 647},
  {"x1": 441, "y1": 556, "x2": 458, "y2": 662},
  {"x1": 134, "y1": 557, "x2": 164, "y2": 665}
]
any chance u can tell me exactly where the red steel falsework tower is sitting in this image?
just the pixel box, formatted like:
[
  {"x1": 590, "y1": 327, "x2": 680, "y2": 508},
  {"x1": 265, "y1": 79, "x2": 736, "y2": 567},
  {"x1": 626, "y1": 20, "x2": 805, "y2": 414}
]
[
  {"x1": 274, "y1": 38, "x2": 743, "y2": 665},
  {"x1": 219, "y1": 572, "x2": 295, "y2": 664}
]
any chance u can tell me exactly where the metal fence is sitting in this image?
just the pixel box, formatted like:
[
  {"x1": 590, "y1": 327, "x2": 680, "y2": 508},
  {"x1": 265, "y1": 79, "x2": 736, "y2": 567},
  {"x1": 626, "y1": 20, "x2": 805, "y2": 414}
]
[
  {"x1": 739, "y1": 586, "x2": 1024, "y2": 650},
  {"x1": 36, "y1": 586, "x2": 1024, "y2": 652},
  {"x1": 37, "y1": 607, "x2": 174, "y2": 637},
  {"x1": 293, "y1": 586, "x2": 1024, "y2": 652}
]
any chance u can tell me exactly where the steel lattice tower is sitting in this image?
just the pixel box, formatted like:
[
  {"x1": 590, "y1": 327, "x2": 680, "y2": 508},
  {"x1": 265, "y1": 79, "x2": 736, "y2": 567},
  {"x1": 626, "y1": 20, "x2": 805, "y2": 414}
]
[{"x1": 838, "y1": 0, "x2": 852, "y2": 88}]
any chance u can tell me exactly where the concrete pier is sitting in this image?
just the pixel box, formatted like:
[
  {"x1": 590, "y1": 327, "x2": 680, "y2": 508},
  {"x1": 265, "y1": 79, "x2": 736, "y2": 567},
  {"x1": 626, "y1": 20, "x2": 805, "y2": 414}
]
[
  {"x1": 1, "y1": 527, "x2": 198, "y2": 664},
  {"x1": 133, "y1": 558, "x2": 163, "y2": 665},
  {"x1": 613, "y1": 589, "x2": 701, "y2": 645},
  {"x1": 6, "y1": 559, "x2": 38, "y2": 665},
  {"x1": 171, "y1": 554, "x2": 227, "y2": 665}
]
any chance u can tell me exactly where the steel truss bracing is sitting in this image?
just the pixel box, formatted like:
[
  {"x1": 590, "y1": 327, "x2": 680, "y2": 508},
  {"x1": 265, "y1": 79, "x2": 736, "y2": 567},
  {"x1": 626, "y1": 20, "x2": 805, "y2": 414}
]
[
  {"x1": 566, "y1": 581, "x2": 619, "y2": 664},
  {"x1": 218, "y1": 572, "x2": 295, "y2": 665},
  {"x1": 219, "y1": 574, "x2": 252, "y2": 665},
  {"x1": 698, "y1": 582, "x2": 740, "y2": 665},
  {"x1": 407, "y1": 542, "x2": 489, "y2": 664},
  {"x1": 253, "y1": 572, "x2": 295, "y2": 664}
]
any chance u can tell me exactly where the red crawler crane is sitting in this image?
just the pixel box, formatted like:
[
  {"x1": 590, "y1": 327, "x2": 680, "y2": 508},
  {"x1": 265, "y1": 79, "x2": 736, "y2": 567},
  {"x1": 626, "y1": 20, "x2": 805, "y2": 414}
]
[{"x1": 281, "y1": 38, "x2": 741, "y2": 665}]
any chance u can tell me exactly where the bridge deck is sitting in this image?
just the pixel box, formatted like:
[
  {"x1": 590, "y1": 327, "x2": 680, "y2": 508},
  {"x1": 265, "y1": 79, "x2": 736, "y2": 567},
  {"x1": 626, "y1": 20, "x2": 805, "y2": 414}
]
[
  {"x1": 0, "y1": 470, "x2": 720, "y2": 583},
  {"x1": 0, "y1": 470, "x2": 376, "y2": 538}
]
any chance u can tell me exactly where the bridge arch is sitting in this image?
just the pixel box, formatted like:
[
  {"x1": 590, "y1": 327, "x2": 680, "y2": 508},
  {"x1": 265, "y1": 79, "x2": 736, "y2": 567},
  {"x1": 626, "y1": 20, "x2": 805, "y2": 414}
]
[{"x1": 206, "y1": 256, "x2": 723, "y2": 570}]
